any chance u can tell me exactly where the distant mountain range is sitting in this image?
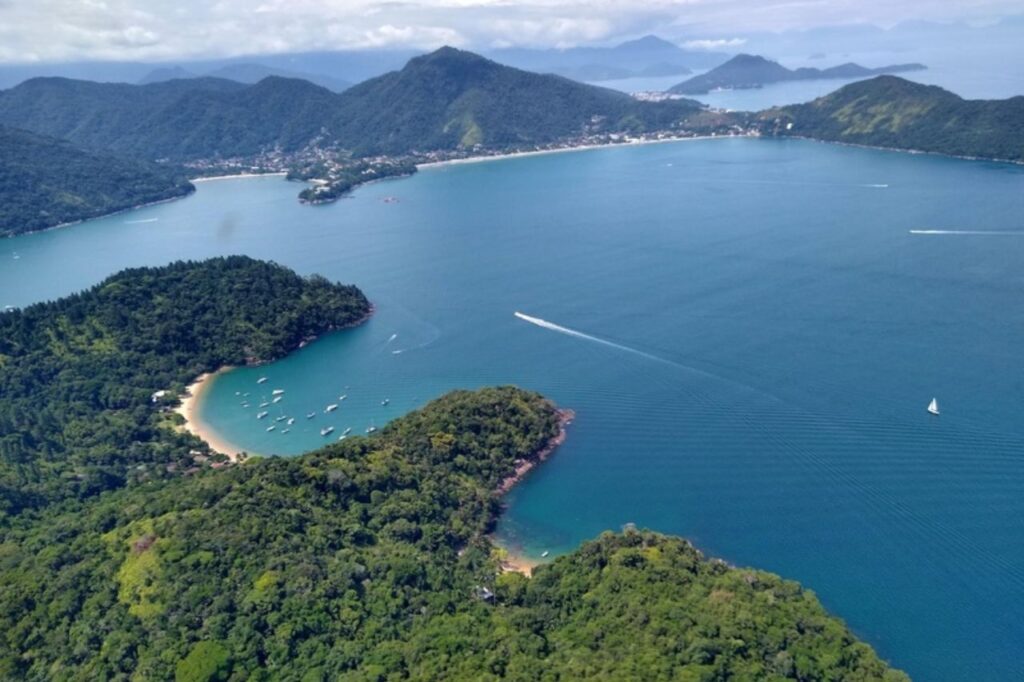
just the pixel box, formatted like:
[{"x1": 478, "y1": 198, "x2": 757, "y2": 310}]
[
  {"x1": 489, "y1": 35, "x2": 728, "y2": 82},
  {"x1": 139, "y1": 63, "x2": 352, "y2": 93},
  {"x1": 668, "y1": 54, "x2": 926, "y2": 94},
  {"x1": 0, "y1": 124, "x2": 192, "y2": 236},
  {"x1": 763, "y1": 76, "x2": 1024, "y2": 162},
  {"x1": 0, "y1": 47, "x2": 706, "y2": 161}
]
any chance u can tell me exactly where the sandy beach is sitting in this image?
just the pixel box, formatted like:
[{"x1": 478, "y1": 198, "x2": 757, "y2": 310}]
[
  {"x1": 497, "y1": 548, "x2": 543, "y2": 576},
  {"x1": 191, "y1": 171, "x2": 287, "y2": 183},
  {"x1": 174, "y1": 368, "x2": 247, "y2": 460},
  {"x1": 417, "y1": 135, "x2": 740, "y2": 170}
]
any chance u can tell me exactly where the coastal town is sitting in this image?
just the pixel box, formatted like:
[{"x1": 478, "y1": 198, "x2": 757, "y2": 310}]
[{"x1": 182, "y1": 112, "x2": 757, "y2": 204}]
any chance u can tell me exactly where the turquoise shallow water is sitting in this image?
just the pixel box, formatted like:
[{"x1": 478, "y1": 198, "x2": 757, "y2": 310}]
[{"x1": 2, "y1": 138, "x2": 1024, "y2": 680}]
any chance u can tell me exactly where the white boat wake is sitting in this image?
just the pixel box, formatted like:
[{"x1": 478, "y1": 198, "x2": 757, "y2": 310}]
[
  {"x1": 910, "y1": 229, "x2": 1024, "y2": 235},
  {"x1": 513, "y1": 311, "x2": 683, "y2": 369}
]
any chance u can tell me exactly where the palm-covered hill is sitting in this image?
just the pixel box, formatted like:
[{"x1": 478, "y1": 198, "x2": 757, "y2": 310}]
[
  {"x1": 0, "y1": 124, "x2": 193, "y2": 236},
  {"x1": 0, "y1": 48, "x2": 705, "y2": 161},
  {"x1": 0, "y1": 258, "x2": 909, "y2": 680},
  {"x1": 763, "y1": 76, "x2": 1024, "y2": 162}
]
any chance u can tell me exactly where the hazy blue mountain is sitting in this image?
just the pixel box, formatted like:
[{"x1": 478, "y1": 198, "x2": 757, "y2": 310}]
[
  {"x1": 138, "y1": 66, "x2": 196, "y2": 84},
  {"x1": 206, "y1": 64, "x2": 351, "y2": 92},
  {"x1": 138, "y1": 63, "x2": 351, "y2": 92},
  {"x1": 764, "y1": 75, "x2": 1024, "y2": 162},
  {"x1": 488, "y1": 35, "x2": 726, "y2": 81},
  {"x1": 669, "y1": 54, "x2": 926, "y2": 94},
  {"x1": 0, "y1": 124, "x2": 193, "y2": 236}
]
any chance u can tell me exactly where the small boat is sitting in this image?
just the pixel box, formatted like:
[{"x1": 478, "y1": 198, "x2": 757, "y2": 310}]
[
  {"x1": 927, "y1": 398, "x2": 940, "y2": 416},
  {"x1": 272, "y1": 396, "x2": 283, "y2": 404},
  {"x1": 320, "y1": 426, "x2": 334, "y2": 436},
  {"x1": 272, "y1": 389, "x2": 285, "y2": 396},
  {"x1": 306, "y1": 412, "x2": 316, "y2": 419},
  {"x1": 259, "y1": 401, "x2": 270, "y2": 408},
  {"x1": 338, "y1": 394, "x2": 347, "y2": 401},
  {"x1": 381, "y1": 398, "x2": 390, "y2": 406},
  {"x1": 281, "y1": 429, "x2": 290, "y2": 434},
  {"x1": 287, "y1": 418, "x2": 295, "y2": 425},
  {"x1": 342, "y1": 427, "x2": 352, "y2": 435},
  {"x1": 540, "y1": 551, "x2": 550, "y2": 558},
  {"x1": 338, "y1": 435, "x2": 347, "y2": 441},
  {"x1": 243, "y1": 392, "x2": 250, "y2": 397},
  {"x1": 325, "y1": 404, "x2": 338, "y2": 413},
  {"x1": 257, "y1": 377, "x2": 268, "y2": 384},
  {"x1": 241, "y1": 402, "x2": 249, "y2": 407},
  {"x1": 235, "y1": 391, "x2": 241, "y2": 396},
  {"x1": 256, "y1": 411, "x2": 269, "y2": 419},
  {"x1": 275, "y1": 415, "x2": 287, "y2": 422},
  {"x1": 366, "y1": 425, "x2": 377, "y2": 434},
  {"x1": 266, "y1": 425, "x2": 276, "y2": 432}
]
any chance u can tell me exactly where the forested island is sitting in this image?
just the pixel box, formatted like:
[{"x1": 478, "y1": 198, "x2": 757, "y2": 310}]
[
  {"x1": 669, "y1": 54, "x2": 925, "y2": 95},
  {"x1": 0, "y1": 259, "x2": 909, "y2": 680},
  {"x1": 0, "y1": 124, "x2": 193, "y2": 237},
  {"x1": 763, "y1": 76, "x2": 1024, "y2": 162}
]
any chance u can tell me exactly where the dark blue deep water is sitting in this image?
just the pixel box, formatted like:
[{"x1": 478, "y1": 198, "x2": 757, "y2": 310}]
[{"x1": 3, "y1": 138, "x2": 1023, "y2": 680}]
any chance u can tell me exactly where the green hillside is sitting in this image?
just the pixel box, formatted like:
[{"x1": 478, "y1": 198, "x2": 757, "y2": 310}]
[
  {"x1": 0, "y1": 124, "x2": 193, "y2": 236},
  {"x1": 331, "y1": 47, "x2": 704, "y2": 155},
  {"x1": 0, "y1": 48, "x2": 706, "y2": 161},
  {"x1": 764, "y1": 76, "x2": 1024, "y2": 162},
  {"x1": 0, "y1": 257, "x2": 369, "y2": 514}
]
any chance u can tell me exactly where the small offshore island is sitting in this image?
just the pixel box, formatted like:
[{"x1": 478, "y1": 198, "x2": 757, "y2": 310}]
[{"x1": 0, "y1": 258, "x2": 908, "y2": 679}]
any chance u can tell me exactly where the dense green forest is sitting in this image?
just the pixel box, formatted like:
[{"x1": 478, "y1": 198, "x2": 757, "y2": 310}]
[
  {"x1": 0, "y1": 124, "x2": 193, "y2": 236},
  {"x1": 763, "y1": 76, "x2": 1024, "y2": 162},
  {"x1": 0, "y1": 257, "x2": 369, "y2": 515},
  {"x1": 0, "y1": 48, "x2": 706, "y2": 161},
  {"x1": 669, "y1": 54, "x2": 925, "y2": 95},
  {"x1": 0, "y1": 76, "x2": 335, "y2": 161},
  {"x1": 0, "y1": 373, "x2": 908, "y2": 679},
  {"x1": 0, "y1": 259, "x2": 908, "y2": 679}
]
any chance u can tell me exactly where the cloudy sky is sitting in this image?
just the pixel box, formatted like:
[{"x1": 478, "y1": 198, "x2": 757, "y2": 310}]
[{"x1": 0, "y1": 0, "x2": 1021, "y2": 63}]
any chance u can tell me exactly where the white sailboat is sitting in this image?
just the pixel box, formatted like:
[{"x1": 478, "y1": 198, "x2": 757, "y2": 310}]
[{"x1": 927, "y1": 398, "x2": 940, "y2": 416}]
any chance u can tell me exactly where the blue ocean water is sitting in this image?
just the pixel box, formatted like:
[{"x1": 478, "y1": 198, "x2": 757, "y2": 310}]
[{"x1": 2, "y1": 138, "x2": 1023, "y2": 680}]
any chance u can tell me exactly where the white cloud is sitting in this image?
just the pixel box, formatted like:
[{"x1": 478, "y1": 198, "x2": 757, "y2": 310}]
[
  {"x1": 0, "y1": 0, "x2": 1020, "y2": 63},
  {"x1": 682, "y1": 37, "x2": 747, "y2": 51}
]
